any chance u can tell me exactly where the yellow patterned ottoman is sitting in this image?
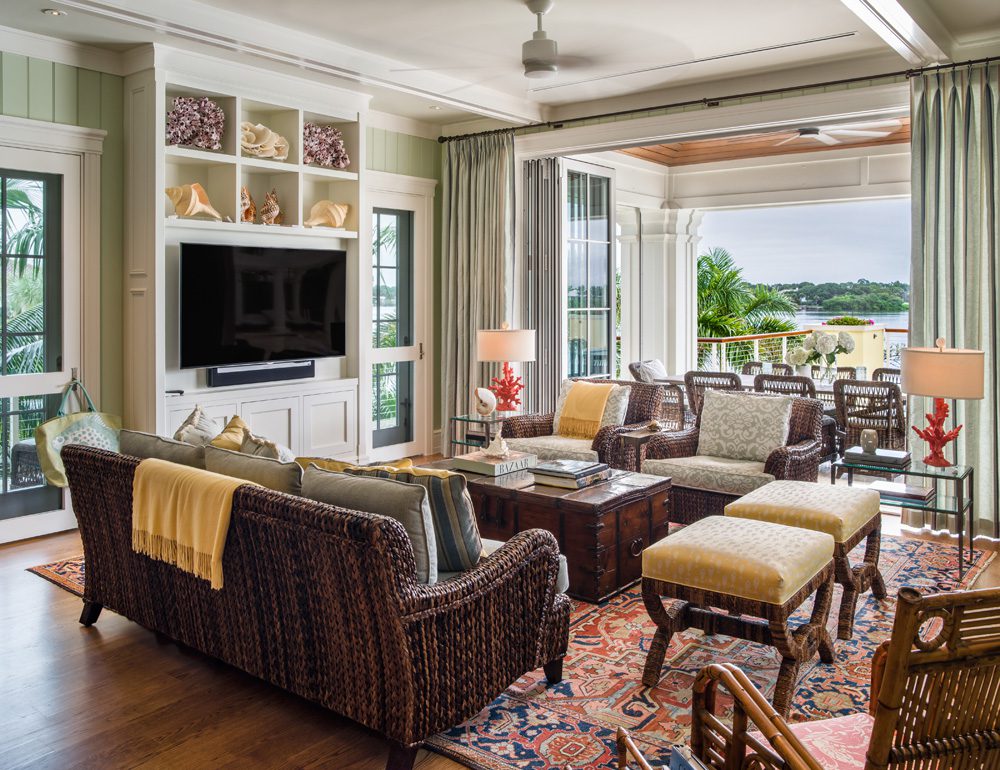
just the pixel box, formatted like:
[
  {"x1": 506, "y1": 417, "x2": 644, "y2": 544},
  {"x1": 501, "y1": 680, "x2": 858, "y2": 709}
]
[
  {"x1": 640, "y1": 516, "x2": 835, "y2": 716},
  {"x1": 725, "y1": 480, "x2": 886, "y2": 641}
]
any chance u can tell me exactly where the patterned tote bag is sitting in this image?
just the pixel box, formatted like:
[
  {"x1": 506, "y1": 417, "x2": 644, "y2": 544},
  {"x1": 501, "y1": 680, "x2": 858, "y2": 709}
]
[{"x1": 35, "y1": 379, "x2": 121, "y2": 487}]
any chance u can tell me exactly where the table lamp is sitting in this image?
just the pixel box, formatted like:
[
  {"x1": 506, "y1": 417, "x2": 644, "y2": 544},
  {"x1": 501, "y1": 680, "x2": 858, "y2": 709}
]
[
  {"x1": 900, "y1": 337, "x2": 984, "y2": 467},
  {"x1": 477, "y1": 324, "x2": 536, "y2": 413}
]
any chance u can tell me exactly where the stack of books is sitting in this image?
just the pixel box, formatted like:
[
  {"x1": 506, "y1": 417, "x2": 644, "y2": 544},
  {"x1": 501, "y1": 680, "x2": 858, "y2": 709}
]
[
  {"x1": 843, "y1": 446, "x2": 911, "y2": 468},
  {"x1": 532, "y1": 460, "x2": 612, "y2": 489},
  {"x1": 451, "y1": 450, "x2": 537, "y2": 477},
  {"x1": 870, "y1": 480, "x2": 936, "y2": 505}
]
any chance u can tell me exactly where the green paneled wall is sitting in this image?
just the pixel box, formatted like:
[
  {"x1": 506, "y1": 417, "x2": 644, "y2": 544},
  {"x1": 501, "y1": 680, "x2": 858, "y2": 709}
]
[
  {"x1": 0, "y1": 51, "x2": 124, "y2": 416},
  {"x1": 366, "y1": 126, "x2": 445, "y2": 429}
]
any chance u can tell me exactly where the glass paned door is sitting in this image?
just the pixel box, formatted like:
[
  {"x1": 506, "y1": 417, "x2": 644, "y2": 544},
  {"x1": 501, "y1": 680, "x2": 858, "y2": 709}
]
[
  {"x1": 565, "y1": 167, "x2": 614, "y2": 378},
  {"x1": 1, "y1": 170, "x2": 63, "y2": 518},
  {"x1": 372, "y1": 208, "x2": 415, "y2": 450}
]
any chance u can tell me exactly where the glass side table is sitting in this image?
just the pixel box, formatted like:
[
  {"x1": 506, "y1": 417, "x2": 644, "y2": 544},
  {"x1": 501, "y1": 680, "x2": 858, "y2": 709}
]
[
  {"x1": 450, "y1": 413, "x2": 509, "y2": 454},
  {"x1": 831, "y1": 457, "x2": 974, "y2": 580}
]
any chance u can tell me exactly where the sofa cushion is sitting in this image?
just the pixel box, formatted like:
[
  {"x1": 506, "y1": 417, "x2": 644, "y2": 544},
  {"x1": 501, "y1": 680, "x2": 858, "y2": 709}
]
[
  {"x1": 552, "y1": 380, "x2": 629, "y2": 436},
  {"x1": 240, "y1": 432, "x2": 296, "y2": 463},
  {"x1": 506, "y1": 435, "x2": 599, "y2": 463},
  {"x1": 120, "y1": 430, "x2": 206, "y2": 469},
  {"x1": 347, "y1": 465, "x2": 483, "y2": 572},
  {"x1": 209, "y1": 415, "x2": 250, "y2": 451},
  {"x1": 726, "y1": 480, "x2": 881, "y2": 543},
  {"x1": 172, "y1": 405, "x2": 221, "y2": 446},
  {"x1": 301, "y1": 466, "x2": 437, "y2": 584},
  {"x1": 642, "y1": 455, "x2": 774, "y2": 496},
  {"x1": 697, "y1": 390, "x2": 793, "y2": 462},
  {"x1": 642, "y1": 515, "x2": 834, "y2": 605},
  {"x1": 205, "y1": 445, "x2": 302, "y2": 495},
  {"x1": 438, "y1": 538, "x2": 569, "y2": 594}
]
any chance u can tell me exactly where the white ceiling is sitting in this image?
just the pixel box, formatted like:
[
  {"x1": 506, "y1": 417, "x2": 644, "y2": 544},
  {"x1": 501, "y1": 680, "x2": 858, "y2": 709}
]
[{"x1": 4, "y1": 0, "x2": 1000, "y2": 126}]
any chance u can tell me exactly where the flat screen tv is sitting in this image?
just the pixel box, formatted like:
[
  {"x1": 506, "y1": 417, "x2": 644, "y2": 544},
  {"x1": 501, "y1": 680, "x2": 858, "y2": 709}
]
[{"x1": 179, "y1": 242, "x2": 347, "y2": 369}]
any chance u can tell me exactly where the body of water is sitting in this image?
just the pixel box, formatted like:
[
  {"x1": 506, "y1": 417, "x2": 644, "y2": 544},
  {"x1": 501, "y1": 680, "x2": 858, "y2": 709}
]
[{"x1": 793, "y1": 310, "x2": 909, "y2": 330}]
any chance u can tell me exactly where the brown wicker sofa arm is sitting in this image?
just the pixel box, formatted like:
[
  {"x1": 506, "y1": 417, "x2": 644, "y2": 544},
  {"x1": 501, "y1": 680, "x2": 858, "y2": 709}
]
[
  {"x1": 764, "y1": 439, "x2": 822, "y2": 481},
  {"x1": 501, "y1": 413, "x2": 555, "y2": 439},
  {"x1": 593, "y1": 421, "x2": 657, "y2": 469},
  {"x1": 643, "y1": 427, "x2": 700, "y2": 461},
  {"x1": 692, "y1": 663, "x2": 823, "y2": 770}
]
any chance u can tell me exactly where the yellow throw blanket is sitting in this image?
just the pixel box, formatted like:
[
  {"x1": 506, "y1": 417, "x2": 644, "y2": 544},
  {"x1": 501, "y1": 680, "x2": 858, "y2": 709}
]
[
  {"x1": 131, "y1": 458, "x2": 249, "y2": 590},
  {"x1": 558, "y1": 381, "x2": 615, "y2": 439}
]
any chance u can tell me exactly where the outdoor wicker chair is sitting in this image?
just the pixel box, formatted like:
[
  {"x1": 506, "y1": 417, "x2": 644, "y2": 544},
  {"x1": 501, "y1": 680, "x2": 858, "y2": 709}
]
[
  {"x1": 683, "y1": 370, "x2": 743, "y2": 415},
  {"x1": 770, "y1": 363, "x2": 793, "y2": 375},
  {"x1": 873, "y1": 367, "x2": 902, "y2": 384},
  {"x1": 834, "y1": 379, "x2": 907, "y2": 456},
  {"x1": 741, "y1": 361, "x2": 764, "y2": 375},
  {"x1": 754, "y1": 374, "x2": 838, "y2": 464},
  {"x1": 813, "y1": 365, "x2": 857, "y2": 379},
  {"x1": 643, "y1": 394, "x2": 823, "y2": 524},
  {"x1": 502, "y1": 378, "x2": 665, "y2": 470}
]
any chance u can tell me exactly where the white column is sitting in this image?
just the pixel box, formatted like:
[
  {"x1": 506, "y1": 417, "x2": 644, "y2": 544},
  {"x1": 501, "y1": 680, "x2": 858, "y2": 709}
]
[{"x1": 622, "y1": 208, "x2": 702, "y2": 375}]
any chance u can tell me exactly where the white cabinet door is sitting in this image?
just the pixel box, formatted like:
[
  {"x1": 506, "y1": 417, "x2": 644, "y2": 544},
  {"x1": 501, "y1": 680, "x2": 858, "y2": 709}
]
[
  {"x1": 302, "y1": 390, "x2": 357, "y2": 458},
  {"x1": 240, "y1": 397, "x2": 300, "y2": 452}
]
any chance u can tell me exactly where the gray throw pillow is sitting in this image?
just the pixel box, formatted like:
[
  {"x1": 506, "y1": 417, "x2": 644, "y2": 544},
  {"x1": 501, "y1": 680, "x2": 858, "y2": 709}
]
[
  {"x1": 204, "y1": 445, "x2": 302, "y2": 495},
  {"x1": 302, "y1": 467, "x2": 438, "y2": 584},
  {"x1": 120, "y1": 429, "x2": 206, "y2": 469},
  {"x1": 697, "y1": 390, "x2": 794, "y2": 463}
]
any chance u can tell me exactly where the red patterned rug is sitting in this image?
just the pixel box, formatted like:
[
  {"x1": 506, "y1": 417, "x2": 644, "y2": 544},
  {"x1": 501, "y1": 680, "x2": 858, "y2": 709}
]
[
  {"x1": 426, "y1": 536, "x2": 994, "y2": 769},
  {"x1": 28, "y1": 538, "x2": 995, "y2": 770}
]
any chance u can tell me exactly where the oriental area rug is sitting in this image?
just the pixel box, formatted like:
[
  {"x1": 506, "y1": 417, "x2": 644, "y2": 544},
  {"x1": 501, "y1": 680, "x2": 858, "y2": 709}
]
[{"x1": 29, "y1": 536, "x2": 994, "y2": 770}]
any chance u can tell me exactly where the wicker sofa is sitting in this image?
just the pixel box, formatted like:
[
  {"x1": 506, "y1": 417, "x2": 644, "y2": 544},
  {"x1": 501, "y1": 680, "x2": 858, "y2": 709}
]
[
  {"x1": 501, "y1": 378, "x2": 665, "y2": 470},
  {"x1": 64, "y1": 445, "x2": 570, "y2": 770},
  {"x1": 642, "y1": 394, "x2": 824, "y2": 524}
]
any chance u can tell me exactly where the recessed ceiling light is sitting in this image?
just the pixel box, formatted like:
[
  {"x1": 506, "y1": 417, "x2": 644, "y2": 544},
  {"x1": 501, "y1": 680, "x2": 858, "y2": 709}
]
[
  {"x1": 428, "y1": 106, "x2": 442, "y2": 111},
  {"x1": 41, "y1": 8, "x2": 67, "y2": 16}
]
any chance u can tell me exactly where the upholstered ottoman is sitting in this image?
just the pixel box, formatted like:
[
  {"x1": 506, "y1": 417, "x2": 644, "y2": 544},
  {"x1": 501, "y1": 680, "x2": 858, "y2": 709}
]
[
  {"x1": 641, "y1": 516, "x2": 835, "y2": 716},
  {"x1": 725, "y1": 480, "x2": 887, "y2": 641}
]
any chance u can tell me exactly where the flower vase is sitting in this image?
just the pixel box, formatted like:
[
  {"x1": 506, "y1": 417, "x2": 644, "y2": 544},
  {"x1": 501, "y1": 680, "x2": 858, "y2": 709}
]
[
  {"x1": 795, "y1": 365, "x2": 811, "y2": 377},
  {"x1": 819, "y1": 365, "x2": 837, "y2": 384}
]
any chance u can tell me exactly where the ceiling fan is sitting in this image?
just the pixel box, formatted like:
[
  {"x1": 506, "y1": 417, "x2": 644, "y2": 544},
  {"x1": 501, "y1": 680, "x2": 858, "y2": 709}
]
[
  {"x1": 775, "y1": 119, "x2": 902, "y2": 146},
  {"x1": 521, "y1": 0, "x2": 587, "y2": 79}
]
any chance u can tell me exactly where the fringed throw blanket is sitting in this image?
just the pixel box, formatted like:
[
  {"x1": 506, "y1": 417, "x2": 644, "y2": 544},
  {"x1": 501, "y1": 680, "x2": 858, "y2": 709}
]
[
  {"x1": 558, "y1": 381, "x2": 614, "y2": 439},
  {"x1": 131, "y1": 458, "x2": 247, "y2": 589}
]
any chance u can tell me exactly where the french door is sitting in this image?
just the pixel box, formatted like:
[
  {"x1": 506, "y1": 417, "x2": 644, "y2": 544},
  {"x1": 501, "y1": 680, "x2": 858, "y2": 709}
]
[{"x1": 0, "y1": 147, "x2": 82, "y2": 542}]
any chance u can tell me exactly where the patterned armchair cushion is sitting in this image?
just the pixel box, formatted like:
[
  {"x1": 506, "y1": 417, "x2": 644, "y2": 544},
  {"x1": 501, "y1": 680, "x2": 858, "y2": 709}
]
[
  {"x1": 641, "y1": 455, "x2": 774, "y2": 496},
  {"x1": 697, "y1": 390, "x2": 794, "y2": 462},
  {"x1": 750, "y1": 712, "x2": 873, "y2": 769},
  {"x1": 505, "y1": 435, "x2": 599, "y2": 463},
  {"x1": 642, "y1": 515, "x2": 834, "y2": 605},
  {"x1": 439, "y1": 538, "x2": 569, "y2": 594},
  {"x1": 552, "y1": 380, "x2": 629, "y2": 435},
  {"x1": 726, "y1": 480, "x2": 881, "y2": 543}
]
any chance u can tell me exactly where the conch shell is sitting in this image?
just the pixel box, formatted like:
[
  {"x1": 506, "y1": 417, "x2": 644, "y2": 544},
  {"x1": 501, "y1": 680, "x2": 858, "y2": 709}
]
[
  {"x1": 165, "y1": 183, "x2": 222, "y2": 220},
  {"x1": 303, "y1": 200, "x2": 349, "y2": 228},
  {"x1": 240, "y1": 186, "x2": 256, "y2": 223},
  {"x1": 260, "y1": 189, "x2": 283, "y2": 225},
  {"x1": 240, "y1": 121, "x2": 289, "y2": 161}
]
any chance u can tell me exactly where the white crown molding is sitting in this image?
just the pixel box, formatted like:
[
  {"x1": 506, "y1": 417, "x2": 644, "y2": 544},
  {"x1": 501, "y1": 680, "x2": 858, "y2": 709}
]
[
  {"x1": 838, "y1": 0, "x2": 948, "y2": 64},
  {"x1": 0, "y1": 114, "x2": 107, "y2": 154},
  {"x1": 0, "y1": 23, "x2": 125, "y2": 75},
  {"x1": 366, "y1": 170, "x2": 438, "y2": 194},
  {"x1": 367, "y1": 110, "x2": 442, "y2": 141}
]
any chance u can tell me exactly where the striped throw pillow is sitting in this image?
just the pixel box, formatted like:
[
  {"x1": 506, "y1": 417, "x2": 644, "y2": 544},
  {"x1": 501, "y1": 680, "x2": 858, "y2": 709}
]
[{"x1": 346, "y1": 465, "x2": 483, "y2": 571}]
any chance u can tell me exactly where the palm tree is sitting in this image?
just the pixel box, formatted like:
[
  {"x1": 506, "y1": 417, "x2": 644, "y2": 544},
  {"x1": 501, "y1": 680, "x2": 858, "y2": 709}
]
[
  {"x1": 2, "y1": 178, "x2": 46, "y2": 374},
  {"x1": 697, "y1": 247, "x2": 797, "y2": 367}
]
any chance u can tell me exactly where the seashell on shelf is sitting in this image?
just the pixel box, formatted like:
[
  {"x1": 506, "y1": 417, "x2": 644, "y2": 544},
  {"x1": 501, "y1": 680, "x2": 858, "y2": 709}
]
[
  {"x1": 260, "y1": 189, "x2": 283, "y2": 225},
  {"x1": 303, "y1": 200, "x2": 349, "y2": 228},
  {"x1": 165, "y1": 183, "x2": 223, "y2": 220},
  {"x1": 240, "y1": 121, "x2": 289, "y2": 161},
  {"x1": 240, "y1": 186, "x2": 256, "y2": 223}
]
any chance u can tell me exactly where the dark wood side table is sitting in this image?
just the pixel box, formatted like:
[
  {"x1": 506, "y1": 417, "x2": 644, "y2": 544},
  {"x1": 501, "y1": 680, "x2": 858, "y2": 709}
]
[
  {"x1": 618, "y1": 426, "x2": 669, "y2": 471},
  {"x1": 422, "y1": 459, "x2": 672, "y2": 603}
]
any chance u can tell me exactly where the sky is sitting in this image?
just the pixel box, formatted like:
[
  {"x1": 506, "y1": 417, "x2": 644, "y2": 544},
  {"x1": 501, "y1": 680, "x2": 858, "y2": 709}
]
[{"x1": 697, "y1": 198, "x2": 910, "y2": 284}]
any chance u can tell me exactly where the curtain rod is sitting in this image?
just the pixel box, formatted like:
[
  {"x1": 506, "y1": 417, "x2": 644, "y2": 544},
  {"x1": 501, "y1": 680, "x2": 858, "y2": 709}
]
[{"x1": 437, "y1": 55, "x2": 999, "y2": 144}]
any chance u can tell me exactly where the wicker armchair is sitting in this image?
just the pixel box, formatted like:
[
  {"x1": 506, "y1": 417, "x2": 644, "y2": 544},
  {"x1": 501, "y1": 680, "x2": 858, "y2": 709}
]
[
  {"x1": 680, "y1": 585, "x2": 1000, "y2": 769},
  {"x1": 834, "y1": 379, "x2": 907, "y2": 453},
  {"x1": 643, "y1": 395, "x2": 823, "y2": 524},
  {"x1": 683, "y1": 370, "x2": 743, "y2": 415},
  {"x1": 502, "y1": 379, "x2": 665, "y2": 470},
  {"x1": 873, "y1": 367, "x2": 902, "y2": 384},
  {"x1": 64, "y1": 446, "x2": 570, "y2": 770},
  {"x1": 754, "y1": 374, "x2": 838, "y2": 464},
  {"x1": 813, "y1": 364, "x2": 857, "y2": 379},
  {"x1": 741, "y1": 361, "x2": 764, "y2": 375}
]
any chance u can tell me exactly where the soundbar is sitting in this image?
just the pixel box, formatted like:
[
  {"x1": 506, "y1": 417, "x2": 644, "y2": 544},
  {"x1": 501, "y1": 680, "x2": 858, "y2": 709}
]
[{"x1": 206, "y1": 360, "x2": 315, "y2": 388}]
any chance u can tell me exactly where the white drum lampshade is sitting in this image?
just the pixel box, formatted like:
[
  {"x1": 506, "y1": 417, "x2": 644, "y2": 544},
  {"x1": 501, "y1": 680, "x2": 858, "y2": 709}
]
[
  {"x1": 900, "y1": 339, "x2": 984, "y2": 400},
  {"x1": 477, "y1": 327, "x2": 536, "y2": 363}
]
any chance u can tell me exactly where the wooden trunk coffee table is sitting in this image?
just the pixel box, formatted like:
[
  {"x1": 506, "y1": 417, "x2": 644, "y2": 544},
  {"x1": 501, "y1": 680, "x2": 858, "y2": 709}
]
[{"x1": 422, "y1": 460, "x2": 671, "y2": 603}]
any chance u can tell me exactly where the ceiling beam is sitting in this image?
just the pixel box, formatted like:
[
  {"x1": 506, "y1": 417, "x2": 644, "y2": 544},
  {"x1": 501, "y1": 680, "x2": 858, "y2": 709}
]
[{"x1": 838, "y1": 0, "x2": 948, "y2": 64}]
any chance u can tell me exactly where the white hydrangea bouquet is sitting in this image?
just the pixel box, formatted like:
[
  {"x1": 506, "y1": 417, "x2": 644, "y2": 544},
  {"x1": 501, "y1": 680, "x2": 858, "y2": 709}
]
[{"x1": 786, "y1": 330, "x2": 855, "y2": 369}]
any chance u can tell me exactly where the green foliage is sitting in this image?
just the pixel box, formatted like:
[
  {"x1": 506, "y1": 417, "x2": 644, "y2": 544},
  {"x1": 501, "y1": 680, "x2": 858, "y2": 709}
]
[
  {"x1": 2, "y1": 178, "x2": 46, "y2": 375},
  {"x1": 770, "y1": 279, "x2": 909, "y2": 313},
  {"x1": 825, "y1": 315, "x2": 872, "y2": 326},
  {"x1": 697, "y1": 247, "x2": 796, "y2": 366}
]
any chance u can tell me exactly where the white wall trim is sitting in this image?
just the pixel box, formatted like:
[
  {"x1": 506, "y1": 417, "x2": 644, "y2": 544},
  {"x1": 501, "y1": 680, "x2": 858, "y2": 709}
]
[
  {"x1": 0, "y1": 24, "x2": 126, "y2": 76},
  {"x1": 0, "y1": 507, "x2": 78, "y2": 545},
  {"x1": 0, "y1": 115, "x2": 106, "y2": 155},
  {"x1": 366, "y1": 170, "x2": 439, "y2": 194},
  {"x1": 367, "y1": 111, "x2": 442, "y2": 141}
]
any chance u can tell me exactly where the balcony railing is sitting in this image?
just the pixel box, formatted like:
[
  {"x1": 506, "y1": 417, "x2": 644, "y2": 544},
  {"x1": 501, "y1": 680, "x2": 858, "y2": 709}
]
[{"x1": 697, "y1": 328, "x2": 909, "y2": 373}]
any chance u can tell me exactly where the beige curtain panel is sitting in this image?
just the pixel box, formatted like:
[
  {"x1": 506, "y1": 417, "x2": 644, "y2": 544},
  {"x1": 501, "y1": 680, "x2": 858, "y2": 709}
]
[
  {"x1": 910, "y1": 61, "x2": 1000, "y2": 533},
  {"x1": 441, "y1": 134, "x2": 514, "y2": 452}
]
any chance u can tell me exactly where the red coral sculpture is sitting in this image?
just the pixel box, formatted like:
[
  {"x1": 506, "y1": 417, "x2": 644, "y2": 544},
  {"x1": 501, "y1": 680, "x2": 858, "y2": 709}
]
[
  {"x1": 912, "y1": 397, "x2": 963, "y2": 467},
  {"x1": 489, "y1": 362, "x2": 524, "y2": 412}
]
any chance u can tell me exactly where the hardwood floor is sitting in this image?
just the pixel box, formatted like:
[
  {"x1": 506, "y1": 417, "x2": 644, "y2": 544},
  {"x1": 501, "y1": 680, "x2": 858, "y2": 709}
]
[{"x1": 2, "y1": 505, "x2": 996, "y2": 768}]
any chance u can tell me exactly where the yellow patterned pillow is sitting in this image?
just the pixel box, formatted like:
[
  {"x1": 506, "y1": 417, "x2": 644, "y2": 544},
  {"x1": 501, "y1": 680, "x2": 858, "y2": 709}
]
[{"x1": 209, "y1": 416, "x2": 249, "y2": 451}]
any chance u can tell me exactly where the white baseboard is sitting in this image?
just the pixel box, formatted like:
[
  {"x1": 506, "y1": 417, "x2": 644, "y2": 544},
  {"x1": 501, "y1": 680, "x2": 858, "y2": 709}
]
[{"x1": 0, "y1": 507, "x2": 78, "y2": 545}]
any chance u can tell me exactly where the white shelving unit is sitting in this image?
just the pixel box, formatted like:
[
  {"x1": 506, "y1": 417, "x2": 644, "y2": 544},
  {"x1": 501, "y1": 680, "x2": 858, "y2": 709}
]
[{"x1": 124, "y1": 46, "x2": 371, "y2": 460}]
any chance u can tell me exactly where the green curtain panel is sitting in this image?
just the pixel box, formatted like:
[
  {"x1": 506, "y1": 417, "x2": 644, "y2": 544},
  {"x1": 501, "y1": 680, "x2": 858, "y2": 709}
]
[
  {"x1": 440, "y1": 134, "x2": 514, "y2": 450},
  {"x1": 910, "y1": 62, "x2": 1000, "y2": 534}
]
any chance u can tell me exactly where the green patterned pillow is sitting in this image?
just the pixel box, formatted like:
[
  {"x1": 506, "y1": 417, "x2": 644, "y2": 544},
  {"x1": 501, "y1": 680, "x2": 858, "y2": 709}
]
[{"x1": 346, "y1": 465, "x2": 483, "y2": 571}]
